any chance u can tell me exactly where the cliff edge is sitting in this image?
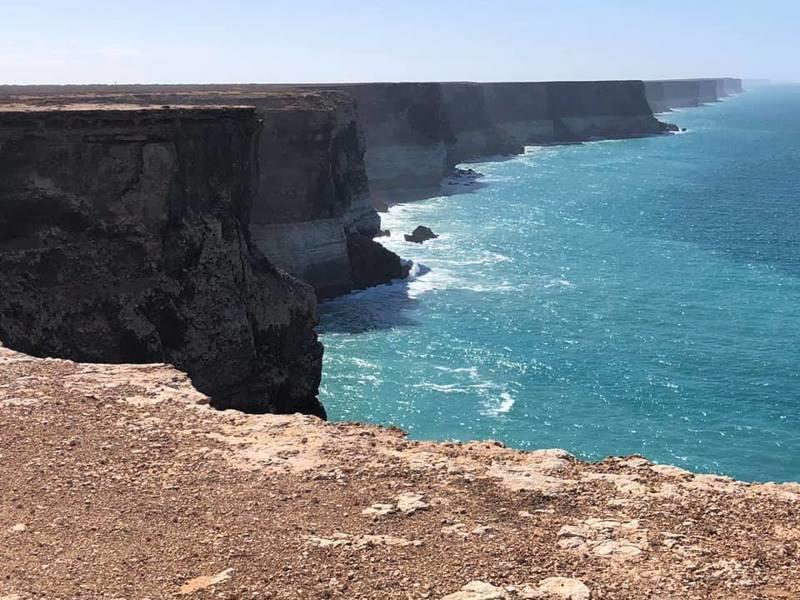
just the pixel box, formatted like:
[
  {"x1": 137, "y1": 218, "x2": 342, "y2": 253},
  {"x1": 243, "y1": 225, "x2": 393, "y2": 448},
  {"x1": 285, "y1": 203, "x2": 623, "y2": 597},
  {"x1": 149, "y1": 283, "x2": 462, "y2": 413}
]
[
  {"x1": 330, "y1": 80, "x2": 676, "y2": 202},
  {"x1": 0, "y1": 104, "x2": 324, "y2": 416},
  {"x1": 1, "y1": 347, "x2": 798, "y2": 599}
]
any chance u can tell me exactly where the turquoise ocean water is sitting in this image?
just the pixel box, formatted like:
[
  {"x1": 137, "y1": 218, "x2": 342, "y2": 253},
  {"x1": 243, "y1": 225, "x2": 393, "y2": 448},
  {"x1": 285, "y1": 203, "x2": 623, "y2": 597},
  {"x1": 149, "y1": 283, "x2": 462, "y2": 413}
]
[{"x1": 319, "y1": 85, "x2": 800, "y2": 483}]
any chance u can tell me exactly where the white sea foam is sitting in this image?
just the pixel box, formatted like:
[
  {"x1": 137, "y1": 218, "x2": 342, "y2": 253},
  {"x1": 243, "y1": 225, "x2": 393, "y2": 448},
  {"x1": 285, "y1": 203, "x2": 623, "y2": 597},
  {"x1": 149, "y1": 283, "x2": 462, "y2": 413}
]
[
  {"x1": 497, "y1": 392, "x2": 515, "y2": 413},
  {"x1": 483, "y1": 392, "x2": 515, "y2": 416},
  {"x1": 413, "y1": 383, "x2": 472, "y2": 394},
  {"x1": 407, "y1": 265, "x2": 515, "y2": 298},
  {"x1": 433, "y1": 365, "x2": 480, "y2": 378},
  {"x1": 544, "y1": 278, "x2": 575, "y2": 289},
  {"x1": 449, "y1": 251, "x2": 512, "y2": 266},
  {"x1": 352, "y1": 358, "x2": 378, "y2": 369}
]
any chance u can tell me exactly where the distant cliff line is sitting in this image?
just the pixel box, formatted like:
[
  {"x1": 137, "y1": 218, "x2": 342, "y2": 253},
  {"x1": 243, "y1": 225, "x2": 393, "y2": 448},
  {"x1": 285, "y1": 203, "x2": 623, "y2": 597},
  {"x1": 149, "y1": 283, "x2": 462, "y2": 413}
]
[
  {"x1": 0, "y1": 77, "x2": 744, "y2": 211},
  {"x1": 0, "y1": 77, "x2": 742, "y2": 418},
  {"x1": 644, "y1": 77, "x2": 744, "y2": 114}
]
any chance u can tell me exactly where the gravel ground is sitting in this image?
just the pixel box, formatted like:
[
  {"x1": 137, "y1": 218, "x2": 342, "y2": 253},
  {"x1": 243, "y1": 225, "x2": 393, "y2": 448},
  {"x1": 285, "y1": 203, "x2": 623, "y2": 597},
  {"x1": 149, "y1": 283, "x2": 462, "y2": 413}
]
[{"x1": 1, "y1": 346, "x2": 798, "y2": 599}]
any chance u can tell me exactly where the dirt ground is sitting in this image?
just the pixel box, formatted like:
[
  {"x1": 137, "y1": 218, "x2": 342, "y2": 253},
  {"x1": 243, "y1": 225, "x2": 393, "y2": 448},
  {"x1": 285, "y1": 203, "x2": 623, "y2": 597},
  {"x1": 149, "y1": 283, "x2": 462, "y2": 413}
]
[{"x1": 1, "y1": 346, "x2": 798, "y2": 599}]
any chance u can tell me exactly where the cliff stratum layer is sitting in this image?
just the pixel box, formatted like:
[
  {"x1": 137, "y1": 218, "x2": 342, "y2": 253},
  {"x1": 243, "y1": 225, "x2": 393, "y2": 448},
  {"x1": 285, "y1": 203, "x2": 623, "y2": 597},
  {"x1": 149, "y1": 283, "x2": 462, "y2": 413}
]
[
  {"x1": 1, "y1": 347, "x2": 798, "y2": 599},
  {"x1": 645, "y1": 78, "x2": 744, "y2": 114},
  {"x1": 0, "y1": 105, "x2": 325, "y2": 416}
]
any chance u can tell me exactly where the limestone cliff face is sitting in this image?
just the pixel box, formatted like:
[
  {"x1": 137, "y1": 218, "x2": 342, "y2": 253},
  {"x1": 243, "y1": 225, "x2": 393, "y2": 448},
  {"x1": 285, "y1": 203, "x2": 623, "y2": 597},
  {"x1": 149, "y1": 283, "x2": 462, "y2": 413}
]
[
  {"x1": 696, "y1": 78, "x2": 721, "y2": 104},
  {"x1": 645, "y1": 80, "x2": 703, "y2": 113},
  {"x1": 0, "y1": 105, "x2": 325, "y2": 416},
  {"x1": 335, "y1": 83, "x2": 453, "y2": 199},
  {"x1": 545, "y1": 80, "x2": 668, "y2": 140},
  {"x1": 439, "y1": 83, "x2": 520, "y2": 167},
  {"x1": 0, "y1": 88, "x2": 406, "y2": 299},
  {"x1": 482, "y1": 82, "x2": 554, "y2": 147},
  {"x1": 346, "y1": 80, "x2": 673, "y2": 195},
  {"x1": 645, "y1": 78, "x2": 743, "y2": 113},
  {"x1": 723, "y1": 77, "x2": 744, "y2": 95}
]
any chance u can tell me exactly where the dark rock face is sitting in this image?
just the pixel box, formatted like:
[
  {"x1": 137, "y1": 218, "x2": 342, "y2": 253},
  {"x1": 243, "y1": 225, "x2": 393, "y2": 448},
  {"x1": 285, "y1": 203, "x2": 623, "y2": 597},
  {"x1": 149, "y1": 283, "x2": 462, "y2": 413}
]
[
  {"x1": 346, "y1": 234, "x2": 410, "y2": 290},
  {"x1": 333, "y1": 83, "x2": 453, "y2": 197},
  {"x1": 0, "y1": 88, "x2": 404, "y2": 300},
  {"x1": 404, "y1": 226, "x2": 439, "y2": 244},
  {"x1": 244, "y1": 92, "x2": 388, "y2": 299},
  {"x1": 0, "y1": 106, "x2": 325, "y2": 417}
]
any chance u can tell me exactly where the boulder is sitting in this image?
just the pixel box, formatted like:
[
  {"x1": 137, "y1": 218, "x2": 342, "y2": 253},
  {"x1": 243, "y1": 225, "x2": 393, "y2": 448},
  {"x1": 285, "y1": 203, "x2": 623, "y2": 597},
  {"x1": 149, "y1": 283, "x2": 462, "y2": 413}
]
[{"x1": 405, "y1": 225, "x2": 439, "y2": 243}]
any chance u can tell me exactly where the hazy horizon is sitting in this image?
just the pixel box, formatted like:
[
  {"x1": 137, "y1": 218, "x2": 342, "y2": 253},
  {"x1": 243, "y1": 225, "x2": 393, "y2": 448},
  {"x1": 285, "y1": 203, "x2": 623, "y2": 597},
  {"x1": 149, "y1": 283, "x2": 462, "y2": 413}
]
[{"x1": 2, "y1": 1, "x2": 797, "y2": 85}]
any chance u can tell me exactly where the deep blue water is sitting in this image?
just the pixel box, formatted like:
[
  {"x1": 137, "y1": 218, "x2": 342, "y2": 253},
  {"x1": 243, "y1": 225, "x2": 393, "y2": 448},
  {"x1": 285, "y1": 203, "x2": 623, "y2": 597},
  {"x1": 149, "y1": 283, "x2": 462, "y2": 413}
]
[{"x1": 319, "y1": 85, "x2": 800, "y2": 483}]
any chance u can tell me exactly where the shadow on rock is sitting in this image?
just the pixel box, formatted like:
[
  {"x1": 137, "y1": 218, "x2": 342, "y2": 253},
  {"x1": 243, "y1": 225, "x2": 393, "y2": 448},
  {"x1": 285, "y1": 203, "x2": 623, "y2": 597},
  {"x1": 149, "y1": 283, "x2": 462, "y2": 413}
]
[{"x1": 317, "y1": 264, "x2": 431, "y2": 334}]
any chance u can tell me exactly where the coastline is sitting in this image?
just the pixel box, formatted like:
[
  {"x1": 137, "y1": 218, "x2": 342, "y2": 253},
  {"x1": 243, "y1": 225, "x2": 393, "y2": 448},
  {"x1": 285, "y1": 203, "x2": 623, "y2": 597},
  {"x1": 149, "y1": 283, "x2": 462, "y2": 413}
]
[
  {"x1": 318, "y1": 88, "x2": 800, "y2": 486},
  {"x1": 2, "y1": 344, "x2": 798, "y2": 599}
]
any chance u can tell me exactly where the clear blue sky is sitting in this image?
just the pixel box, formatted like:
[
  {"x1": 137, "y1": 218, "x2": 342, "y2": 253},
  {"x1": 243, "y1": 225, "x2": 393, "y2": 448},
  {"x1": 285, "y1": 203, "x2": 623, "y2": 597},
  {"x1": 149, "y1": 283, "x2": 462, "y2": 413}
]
[{"x1": 1, "y1": 0, "x2": 796, "y2": 84}]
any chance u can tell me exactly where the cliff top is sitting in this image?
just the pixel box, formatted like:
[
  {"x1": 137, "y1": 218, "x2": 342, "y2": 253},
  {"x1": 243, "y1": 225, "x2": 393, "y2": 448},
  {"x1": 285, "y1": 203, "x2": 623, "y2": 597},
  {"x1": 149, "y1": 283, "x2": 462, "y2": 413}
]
[
  {"x1": 0, "y1": 102, "x2": 258, "y2": 121},
  {"x1": 0, "y1": 89, "x2": 354, "y2": 114},
  {"x1": 1, "y1": 345, "x2": 797, "y2": 599}
]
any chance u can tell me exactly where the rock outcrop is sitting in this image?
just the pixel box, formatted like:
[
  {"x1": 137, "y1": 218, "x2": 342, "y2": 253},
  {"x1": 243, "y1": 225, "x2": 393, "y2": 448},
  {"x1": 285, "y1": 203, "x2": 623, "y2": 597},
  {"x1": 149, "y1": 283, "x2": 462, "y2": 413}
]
[
  {"x1": 644, "y1": 78, "x2": 744, "y2": 113},
  {"x1": 347, "y1": 233, "x2": 410, "y2": 290},
  {"x1": 0, "y1": 104, "x2": 324, "y2": 416},
  {"x1": 2, "y1": 346, "x2": 799, "y2": 599},
  {"x1": 0, "y1": 88, "x2": 405, "y2": 299},
  {"x1": 405, "y1": 225, "x2": 439, "y2": 243},
  {"x1": 237, "y1": 91, "x2": 398, "y2": 298}
]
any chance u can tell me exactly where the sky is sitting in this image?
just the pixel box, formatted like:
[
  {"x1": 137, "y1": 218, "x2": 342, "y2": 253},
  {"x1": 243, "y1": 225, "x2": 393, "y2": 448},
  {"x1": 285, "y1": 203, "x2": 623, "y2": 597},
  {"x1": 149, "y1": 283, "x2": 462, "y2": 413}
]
[{"x1": 1, "y1": 1, "x2": 797, "y2": 85}]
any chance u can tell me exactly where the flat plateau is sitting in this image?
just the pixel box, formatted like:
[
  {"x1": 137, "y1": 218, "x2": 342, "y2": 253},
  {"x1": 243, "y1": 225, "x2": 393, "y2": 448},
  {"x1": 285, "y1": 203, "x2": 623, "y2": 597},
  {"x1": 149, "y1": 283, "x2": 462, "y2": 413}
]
[{"x1": 1, "y1": 345, "x2": 797, "y2": 599}]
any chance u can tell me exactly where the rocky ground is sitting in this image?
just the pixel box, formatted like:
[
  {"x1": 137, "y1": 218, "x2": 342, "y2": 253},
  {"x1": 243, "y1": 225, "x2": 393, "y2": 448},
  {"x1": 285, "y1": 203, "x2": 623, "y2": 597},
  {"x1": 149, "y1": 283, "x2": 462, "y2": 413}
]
[{"x1": 1, "y1": 345, "x2": 798, "y2": 599}]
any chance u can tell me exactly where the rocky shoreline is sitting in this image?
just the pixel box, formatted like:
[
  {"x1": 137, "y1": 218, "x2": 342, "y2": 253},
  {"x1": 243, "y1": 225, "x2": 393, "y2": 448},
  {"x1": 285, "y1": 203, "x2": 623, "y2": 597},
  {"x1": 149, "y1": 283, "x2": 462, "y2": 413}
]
[
  {"x1": 0, "y1": 78, "x2": 743, "y2": 420},
  {"x1": 1, "y1": 345, "x2": 797, "y2": 599}
]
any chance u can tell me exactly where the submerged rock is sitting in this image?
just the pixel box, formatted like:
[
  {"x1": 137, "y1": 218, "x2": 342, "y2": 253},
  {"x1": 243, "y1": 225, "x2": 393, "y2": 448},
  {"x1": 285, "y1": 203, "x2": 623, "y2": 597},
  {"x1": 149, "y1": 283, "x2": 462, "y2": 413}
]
[{"x1": 405, "y1": 225, "x2": 439, "y2": 243}]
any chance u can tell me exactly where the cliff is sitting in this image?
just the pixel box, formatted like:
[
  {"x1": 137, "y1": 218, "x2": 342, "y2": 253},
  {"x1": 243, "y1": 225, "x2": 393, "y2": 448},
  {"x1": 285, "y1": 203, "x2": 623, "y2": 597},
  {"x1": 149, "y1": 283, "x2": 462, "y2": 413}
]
[
  {"x1": 439, "y1": 82, "x2": 520, "y2": 166},
  {"x1": 645, "y1": 78, "x2": 744, "y2": 113},
  {"x1": 441, "y1": 81, "x2": 668, "y2": 166},
  {"x1": 2, "y1": 346, "x2": 798, "y2": 599},
  {"x1": 326, "y1": 80, "x2": 675, "y2": 200},
  {"x1": 0, "y1": 104, "x2": 324, "y2": 416},
  {"x1": 333, "y1": 83, "x2": 454, "y2": 201},
  {"x1": 0, "y1": 88, "x2": 406, "y2": 299},
  {"x1": 544, "y1": 81, "x2": 669, "y2": 140},
  {"x1": 229, "y1": 91, "x2": 406, "y2": 298},
  {"x1": 0, "y1": 80, "x2": 686, "y2": 231}
]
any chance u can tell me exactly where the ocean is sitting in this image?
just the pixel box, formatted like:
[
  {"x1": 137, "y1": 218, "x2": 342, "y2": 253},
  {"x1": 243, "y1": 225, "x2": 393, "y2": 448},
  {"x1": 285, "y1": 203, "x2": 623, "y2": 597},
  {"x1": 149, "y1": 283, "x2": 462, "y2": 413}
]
[{"x1": 319, "y1": 85, "x2": 800, "y2": 483}]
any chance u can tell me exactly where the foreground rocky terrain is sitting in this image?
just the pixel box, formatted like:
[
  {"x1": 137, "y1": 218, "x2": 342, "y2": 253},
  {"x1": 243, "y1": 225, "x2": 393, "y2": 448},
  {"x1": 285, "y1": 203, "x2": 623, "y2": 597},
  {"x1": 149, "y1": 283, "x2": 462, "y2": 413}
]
[{"x1": 1, "y1": 345, "x2": 797, "y2": 599}]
